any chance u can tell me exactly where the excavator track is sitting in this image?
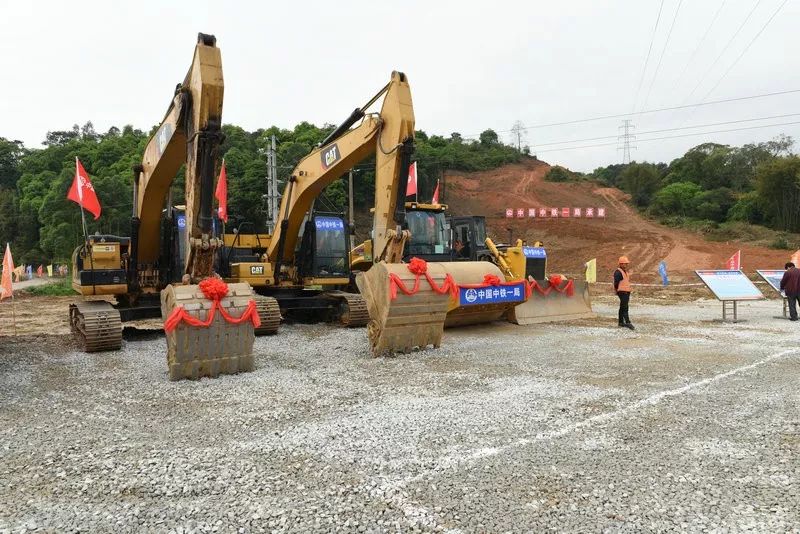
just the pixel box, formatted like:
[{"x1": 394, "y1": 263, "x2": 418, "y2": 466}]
[
  {"x1": 254, "y1": 295, "x2": 281, "y2": 335},
  {"x1": 326, "y1": 291, "x2": 370, "y2": 327},
  {"x1": 69, "y1": 301, "x2": 123, "y2": 353}
]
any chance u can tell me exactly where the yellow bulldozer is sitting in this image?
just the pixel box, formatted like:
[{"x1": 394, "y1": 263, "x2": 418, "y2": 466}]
[{"x1": 70, "y1": 34, "x2": 261, "y2": 380}]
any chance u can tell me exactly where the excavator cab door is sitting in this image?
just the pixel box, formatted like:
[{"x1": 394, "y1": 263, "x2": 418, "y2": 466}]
[
  {"x1": 298, "y1": 214, "x2": 351, "y2": 280},
  {"x1": 159, "y1": 208, "x2": 188, "y2": 286}
]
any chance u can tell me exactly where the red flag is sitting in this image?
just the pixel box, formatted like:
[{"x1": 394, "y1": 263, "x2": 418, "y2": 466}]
[
  {"x1": 406, "y1": 162, "x2": 417, "y2": 197},
  {"x1": 1, "y1": 243, "x2": 13, "y2": 300},
  {"x1": 431, "y1": 179, "x2": 440, "y2": 204},
  {"x1": 215, "y1": 159, "x2": 228, "y2": 223},
  {"x1": 67, "y1": 157, "x2": 102, "y2": 220},
  {"x1": 36, "y1": 265, "x2": 43, "y2": 277},
  {"x1": 725, "y1": 250, "x2": 741, "y2": 270}
]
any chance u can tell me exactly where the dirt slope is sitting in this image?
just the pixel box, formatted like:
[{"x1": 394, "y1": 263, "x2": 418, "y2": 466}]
[{"x1": 444, "y1": 158, "x2": 792, "y2": 283}]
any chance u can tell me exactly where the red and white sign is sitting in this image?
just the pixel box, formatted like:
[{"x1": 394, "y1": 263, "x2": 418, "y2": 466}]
[
  {"x1": 597, "y1": 207, "x2": 606, "y2": 218},
  {"x1": 505, "y1": 208, "x2": 514, "y2": 218},
  {"x1": 561, "y1": 207, "x2": 570, "y2": 218},
  {"x1": 528, "y1": 208, "x2": 536, "y2": 218},
  {"x1": 573, "y1": 207, "x2": 582, "y2": 217},
  {"x1": 550, "y1": 208, "x2": 559, "y2": 218},
  {"x1": 539, "y1": 208, "x2": 548, "y2": 218},
  {"x1": 516, "y1": 209, "x2": 525, "y2": 218},
  {"x1": 586, "y1": 207, "x2": 594, "y2": 218},
  {"x1": 726, "y1": 250, "x2": 742, "y2": 270}
]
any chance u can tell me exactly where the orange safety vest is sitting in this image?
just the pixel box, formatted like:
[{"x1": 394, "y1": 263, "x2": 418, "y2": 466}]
[{"x1": 616, "y1": 268, "x2": 631, "y2": 293}]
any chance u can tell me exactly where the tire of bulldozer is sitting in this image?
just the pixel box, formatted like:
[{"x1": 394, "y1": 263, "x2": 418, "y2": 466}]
[
  {"x1": 69, "y1": 300, "x2": 123, "y2": 353},
  {"x1": 254, "y1": 295, "x2": 281, "y2": 335}
]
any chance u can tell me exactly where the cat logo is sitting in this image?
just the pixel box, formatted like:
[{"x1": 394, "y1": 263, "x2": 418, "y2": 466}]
[
  {"x1": 320, "y1": 143, "x2": 340, "y2": 170},
  {"x1": 250, "y1": 265, "x2": 265, "y2": 276}
]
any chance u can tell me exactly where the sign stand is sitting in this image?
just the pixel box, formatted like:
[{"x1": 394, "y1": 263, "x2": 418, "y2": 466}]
[
  {"x1": 722, "y1": 300, "x2": 738, "y2": 322},
  {"x1": 755, "y1": 270, "x2": 789, "y2": 319},
  {"x1": 695, "y1": 270, "x2": 764, "y2": 322}
]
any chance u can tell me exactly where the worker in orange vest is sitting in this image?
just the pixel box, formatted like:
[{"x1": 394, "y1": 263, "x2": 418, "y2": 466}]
[{"x1": 614, "y1": 256, "x2": 634, "y2": 330}]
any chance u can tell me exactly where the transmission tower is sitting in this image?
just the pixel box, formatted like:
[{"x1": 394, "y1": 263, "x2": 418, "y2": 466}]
[{"x1": 618, "y1": 119, "x2": 637, "y2": 164}]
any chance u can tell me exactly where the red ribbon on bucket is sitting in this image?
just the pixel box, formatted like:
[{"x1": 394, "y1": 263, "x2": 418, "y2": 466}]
[
  {"x1": 163, "y1": 277, "x2": 261, "y2": 333},
  {"x1": 388, "y1": 258, "x2": 458, "y2": 300}
]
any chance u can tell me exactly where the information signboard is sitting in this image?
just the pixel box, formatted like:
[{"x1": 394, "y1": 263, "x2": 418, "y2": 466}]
[
  {"x1": 756, "y1": 269, "x2": 786, "y2": 297},
  {"x1": 695, "y1": 270, "x2": 764, "y2": 301},
  {"x1": 458, "y1": 282, "x2": 526, "y2": 307}
]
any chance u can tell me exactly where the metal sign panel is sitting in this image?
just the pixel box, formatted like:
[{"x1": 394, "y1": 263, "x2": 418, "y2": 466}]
[
  {"x1": 458, "y1": 282, "x2": 526, "y2": 306},
  {"x1": 695, "y1": 270, "x2": 765, "y2": 301},
  {"x1": 756, "y1": 269, "x2": 786, "y2": 297},
  {"x1": 522, "y1": 247, "x2": 547, "y2": 258},
  {"x1": 314, "y1": 217, "x2": 344, "y2": 231}
]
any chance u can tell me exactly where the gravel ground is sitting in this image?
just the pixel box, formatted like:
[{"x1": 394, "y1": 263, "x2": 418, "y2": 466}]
[{"x1": 1, "y1": 296, "x2": 799, "y2": 533}]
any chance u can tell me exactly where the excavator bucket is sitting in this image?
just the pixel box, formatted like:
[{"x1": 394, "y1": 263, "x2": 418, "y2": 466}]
[
  {"x1": 161, "y1": 282, "x2": 256, "y2": 381},
  {"x1": 357, "y1": 260, "x2": 525, "y2": 356},
  {"x1": 507, "y1": 279, "x2": 594, "y2": 325},
  {"x1": 356, "y1": 262, "x2": 452, "y2": 356}
]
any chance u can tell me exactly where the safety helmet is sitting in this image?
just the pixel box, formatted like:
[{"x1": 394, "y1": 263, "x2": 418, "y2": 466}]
[{"x1": 618, "y1": 256, "x2": 630, "y2": 264}]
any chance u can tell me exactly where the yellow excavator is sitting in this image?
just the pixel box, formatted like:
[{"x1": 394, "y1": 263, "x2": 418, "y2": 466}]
[
  {"x1": 70, "y1": 34, "x2": 260, "y2": 380},
  {"x1": 214, "y1": 72, "x2": 431, "y2": 327}
]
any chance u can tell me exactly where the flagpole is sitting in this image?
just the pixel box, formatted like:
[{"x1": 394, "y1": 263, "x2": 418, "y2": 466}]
[{"x1": 76, "y1": 157, "x2": 96, "y2": 294}]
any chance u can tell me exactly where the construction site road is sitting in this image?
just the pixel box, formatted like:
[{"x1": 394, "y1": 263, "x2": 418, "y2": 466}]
[{"x1": 1, "y1": 296, "x2": 799, "y2": 532}]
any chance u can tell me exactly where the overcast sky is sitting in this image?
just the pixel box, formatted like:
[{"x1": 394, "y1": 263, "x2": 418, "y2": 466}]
[{"x1": 1, "y1": 0, "x2": 798, "y2": 172}]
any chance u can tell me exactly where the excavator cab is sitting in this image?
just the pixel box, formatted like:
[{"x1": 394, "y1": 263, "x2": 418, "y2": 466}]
[
  {"x1": 403, "y1": 203, "x2": 450, "y2": 261},
  {"x1": 297, "y1": 213, "x2": 351, "y2": 280}
]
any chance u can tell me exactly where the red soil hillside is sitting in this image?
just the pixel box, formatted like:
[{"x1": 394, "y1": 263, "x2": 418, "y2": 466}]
[{"x1": 444, "y1": 157, "x2": 793, "y2": 282}]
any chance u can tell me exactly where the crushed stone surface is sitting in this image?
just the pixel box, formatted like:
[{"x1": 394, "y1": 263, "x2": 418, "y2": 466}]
[{"x1": 1, "y1": 298, "x2": 799, "y2": 532}]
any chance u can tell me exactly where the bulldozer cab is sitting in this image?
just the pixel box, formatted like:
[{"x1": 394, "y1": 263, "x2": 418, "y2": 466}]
[
  {"x1": 449, "y1": 215, "x2": 490, "y2": 262},
  {"x1": 297, "y1": 213, "x2": 351, "y2": 280}
]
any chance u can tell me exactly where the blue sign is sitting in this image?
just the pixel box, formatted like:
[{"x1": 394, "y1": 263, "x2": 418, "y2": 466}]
[
  {"x1": 695, "y1": 270, "x2": 764, "y2": 301},
  {"x1": 658, "y1": 260, "x2": 668, "y2": 286},
  {"x1": 177, "y1": 215, "x2": 186, "y2": 229},
  {"x1": 756, "y1": 269, "x2": 785, "y2": 297},
  {"x1": 315, "y1": 217, "x2": 345, "y2": 231},
  {"x1": 522, "y1": 247, "x2": 547, "y2": 258},
  {"x1": 458, "y1": 282, "x2": 526, "y2": 306}
]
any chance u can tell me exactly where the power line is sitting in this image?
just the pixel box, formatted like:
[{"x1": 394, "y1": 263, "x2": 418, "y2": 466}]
[
  {"x1": 632, "y1": 0, "x2": 666, "y2": 113},
  {"x1": 668, "y1": 0, "x2": 727, "y2": 96},
  {"x1": 532, "y1": 119, "x2": 800, "y2": 154},
  {"x1": 681, "y1": 0, "x2": 763, "y2": 105},
  {"x1": 700, "y1": 0, "x2": 789, "y2": 101},
  {"x1": 454, "y1": 88, "x2": 800, "y2": 138},
  {"x1": 534, "y1": 112, "x2": 800, "y2": 147},
  {"x1": 642, "y1": 0, "x2": 684, "y2": 111}
]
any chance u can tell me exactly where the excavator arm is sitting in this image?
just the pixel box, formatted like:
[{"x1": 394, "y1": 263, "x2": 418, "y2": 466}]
[
  {"x1": 133, "y1": 32, "x2": 224, "y2": 283},
  {"x1": 268, "y1": 72, "x2": 415, "y2": 283}
]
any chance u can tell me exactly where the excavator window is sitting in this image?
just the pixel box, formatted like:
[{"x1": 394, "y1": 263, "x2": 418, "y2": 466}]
[
  {"x1": 406, "y1": 210, "x2": 448, "y2": 256},
  {"x1": 312, "y1": 215, "x2": 348, "y2": 277}
]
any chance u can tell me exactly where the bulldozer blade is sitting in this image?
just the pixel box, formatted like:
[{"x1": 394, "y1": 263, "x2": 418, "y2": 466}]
[
  {"x1": 161, "y1": 282, "x2": 256, "y2": 381},
  {"x1": 439, "y1": 261, "x2": 523, "y2": 328},
  {"x1": 508, "y1": 280, "x2": 594, "y2": 325},
  {"x1": 356, "y1": 262, "x2": 451, "y2": 357}
]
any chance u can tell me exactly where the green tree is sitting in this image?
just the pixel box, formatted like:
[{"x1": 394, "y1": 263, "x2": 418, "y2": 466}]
[
  {"x1": 620, "y1": 163, "x2": 661, "y2": 207},
  {"x1": 756, "y1": 156, "x2": 800, "y2": 231},
  {"x1": 650, "y1": 181, "x2": 702, "y2": 216}
]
